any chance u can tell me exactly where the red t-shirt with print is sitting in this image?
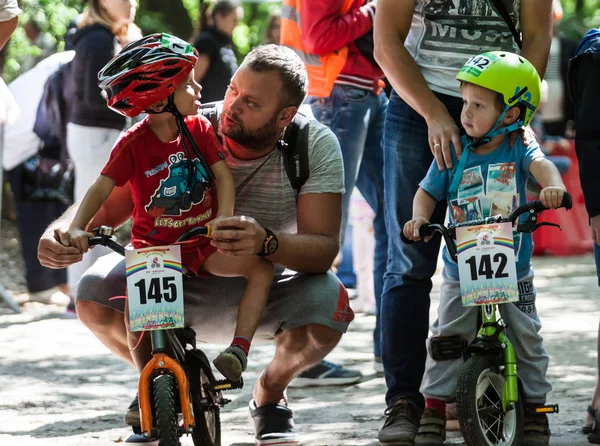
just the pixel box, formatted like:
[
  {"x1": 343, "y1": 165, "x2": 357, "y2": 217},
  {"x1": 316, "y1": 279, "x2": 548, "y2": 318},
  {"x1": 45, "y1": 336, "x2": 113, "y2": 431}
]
[{"x1": 101, "y1": 115, "x2": 225, "y2": 271}]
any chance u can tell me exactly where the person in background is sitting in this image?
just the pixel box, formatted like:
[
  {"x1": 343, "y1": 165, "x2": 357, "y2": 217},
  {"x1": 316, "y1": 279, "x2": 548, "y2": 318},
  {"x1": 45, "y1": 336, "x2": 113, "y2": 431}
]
[
  {"x1": 3, "y1": 51, "x2": 75, "y2": 307},
  {"x1": 0, "y1": 0, "x2": 22, "y2": 222},
  {"x1": 263, "y1": 11, "x2": 280, "y2": 45},
  {"x1": 538, "y1": 0, "x2": 577, "y2": 138},
  {"x1": 192, "y1": 0, "x2": 242, "y2": 103},
  {"x1": 281, "y1": 0, "x2": 384, "y2": 387},
  {"x1": 0, "y1": 0, "x2": 20, "y2": 50},
  {"x1": 65, "y1": 0, "x2": 137, "y2": 314},
  {"x1": 568, "y1": 27, "x2": 600, "y2": 444},
  {"x1": 21, "y1": 19, "x2": 56, "y2": 73}
]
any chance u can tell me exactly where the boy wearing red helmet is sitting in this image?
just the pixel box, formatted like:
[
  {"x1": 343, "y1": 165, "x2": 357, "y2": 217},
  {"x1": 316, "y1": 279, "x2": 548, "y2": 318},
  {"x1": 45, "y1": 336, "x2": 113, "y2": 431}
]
[{"x1": 65, "y1": 33, "x2": 273, "y2": 383}]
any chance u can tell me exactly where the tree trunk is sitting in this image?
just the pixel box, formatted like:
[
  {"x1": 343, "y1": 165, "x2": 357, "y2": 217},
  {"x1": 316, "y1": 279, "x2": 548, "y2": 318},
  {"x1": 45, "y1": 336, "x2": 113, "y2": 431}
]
[{"x1": 146, "y1": 0, "x2": 193, "y2": 40}]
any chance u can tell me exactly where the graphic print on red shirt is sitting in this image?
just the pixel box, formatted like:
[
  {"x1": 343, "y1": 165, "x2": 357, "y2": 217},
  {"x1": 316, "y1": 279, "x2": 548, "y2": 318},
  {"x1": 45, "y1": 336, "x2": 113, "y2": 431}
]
[{"x1": 101, "y1": 115, "x2": 226, "y2": 250}]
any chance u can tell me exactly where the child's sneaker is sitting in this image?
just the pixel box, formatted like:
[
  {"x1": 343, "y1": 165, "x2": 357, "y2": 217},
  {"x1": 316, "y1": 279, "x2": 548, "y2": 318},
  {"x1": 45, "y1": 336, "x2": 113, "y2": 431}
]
[
  {"x1": 213, "y1": 345, "x2": 247, "y2": 381},
  {"x1": 414, "y1": 408, "x2": 446, "y2": 446},
  {"x1": 523, "y1": 412, "x2": 550, "y2": 446}
]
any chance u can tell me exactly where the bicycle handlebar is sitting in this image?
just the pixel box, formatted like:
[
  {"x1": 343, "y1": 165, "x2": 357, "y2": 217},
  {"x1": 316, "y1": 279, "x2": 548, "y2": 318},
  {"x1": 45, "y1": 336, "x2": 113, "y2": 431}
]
[
  {"x1": 87, "y1": 225, "x2": 211, "y2": 257},
  {"x1": 400, "y1": 192, "x2": 573, "y2": 261}
]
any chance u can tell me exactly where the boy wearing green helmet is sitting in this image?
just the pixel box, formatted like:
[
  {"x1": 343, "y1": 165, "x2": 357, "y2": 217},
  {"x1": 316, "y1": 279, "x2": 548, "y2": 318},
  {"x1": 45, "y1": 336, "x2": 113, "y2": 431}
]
[{"x1": 402, "y1": 51, "x2": 567, "y2": 446}]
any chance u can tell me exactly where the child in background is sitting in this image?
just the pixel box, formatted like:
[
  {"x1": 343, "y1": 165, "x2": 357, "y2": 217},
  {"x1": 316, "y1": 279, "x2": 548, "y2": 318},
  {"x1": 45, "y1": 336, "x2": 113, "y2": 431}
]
[
  {"x1": 403, "y1": 51, "x2": 567, "y2": 446},
  {"x1": 65, "y1": 33, "x2": 273, "y2": 383},
  {"x1": 350, "y1": 189, "x2": 376, "y2": 315}
]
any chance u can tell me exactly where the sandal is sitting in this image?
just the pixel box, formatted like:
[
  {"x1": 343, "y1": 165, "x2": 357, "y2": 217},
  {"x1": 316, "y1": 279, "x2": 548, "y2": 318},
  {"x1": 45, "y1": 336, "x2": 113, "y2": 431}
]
[
  {"x1": 585, "y1": 406, "x2": 597, "y2": 435},
  {"x1": 589, "y1": 410, "x2": 600, "y2": 444}
]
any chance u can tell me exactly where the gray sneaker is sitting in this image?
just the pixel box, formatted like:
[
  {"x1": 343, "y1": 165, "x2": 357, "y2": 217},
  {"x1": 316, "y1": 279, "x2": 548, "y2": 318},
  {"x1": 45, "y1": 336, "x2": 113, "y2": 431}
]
[
  {"x1": 124, "y1": 394, "x2": 140, "y2": 427},
  {"x1": 378, "y1": 400, "x2": 423, "y2": 446}
]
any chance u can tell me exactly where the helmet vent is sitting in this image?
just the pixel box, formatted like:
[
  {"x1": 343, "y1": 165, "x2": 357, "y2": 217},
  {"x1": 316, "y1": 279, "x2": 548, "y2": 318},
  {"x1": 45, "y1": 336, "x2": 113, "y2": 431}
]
[
  {"x1": 133, "y1": 83, "x2": 161, "y2": 92},
  {"x1": 159, "y1": 68, "x2": 181, "y2": 78}
]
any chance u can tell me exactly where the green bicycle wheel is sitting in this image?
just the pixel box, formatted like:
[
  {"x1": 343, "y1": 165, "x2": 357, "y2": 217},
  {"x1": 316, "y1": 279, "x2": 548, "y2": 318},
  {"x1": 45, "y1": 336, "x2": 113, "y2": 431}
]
[
  {"x1": 153, "y1": 374, "x2": 181, "y2": 446},
  {"x1": 456, "y1": 355, "x2": 524, "y2": 446}
]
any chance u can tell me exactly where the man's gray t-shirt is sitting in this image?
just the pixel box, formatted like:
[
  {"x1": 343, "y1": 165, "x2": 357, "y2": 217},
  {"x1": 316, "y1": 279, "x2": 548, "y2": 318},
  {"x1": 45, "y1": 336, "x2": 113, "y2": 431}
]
[{"x1": 223, "y1": 113, "x2": 345, "y2": 234}]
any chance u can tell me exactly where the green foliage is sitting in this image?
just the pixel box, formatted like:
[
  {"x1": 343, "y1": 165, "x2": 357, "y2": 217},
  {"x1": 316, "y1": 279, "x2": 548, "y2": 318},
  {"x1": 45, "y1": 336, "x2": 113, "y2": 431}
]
[
  {"x1": 559, "y1": 0, "x2": 600, "y2": 42},
  {"x1": 233, "y1": 2, "x2": 281, "y2": 58},
  {"x1": 4, "y1": 0, "x2": 82, "y2": 82}
]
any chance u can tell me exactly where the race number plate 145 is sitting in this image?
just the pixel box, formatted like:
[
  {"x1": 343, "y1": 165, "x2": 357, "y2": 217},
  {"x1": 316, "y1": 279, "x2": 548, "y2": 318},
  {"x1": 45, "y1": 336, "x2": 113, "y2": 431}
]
[
  {"x1": 456, "y1": 222, "x2": 519, "y2": 307},
  {"x1": 125, "y1": 245, "x2": 184, "y2": 332}
]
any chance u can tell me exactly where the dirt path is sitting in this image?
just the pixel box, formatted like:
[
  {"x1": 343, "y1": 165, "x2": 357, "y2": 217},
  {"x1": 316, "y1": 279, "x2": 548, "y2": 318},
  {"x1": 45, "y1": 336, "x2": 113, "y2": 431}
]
[{"x1": 0, "y1": 254, "x2": 597, "y2": 445}]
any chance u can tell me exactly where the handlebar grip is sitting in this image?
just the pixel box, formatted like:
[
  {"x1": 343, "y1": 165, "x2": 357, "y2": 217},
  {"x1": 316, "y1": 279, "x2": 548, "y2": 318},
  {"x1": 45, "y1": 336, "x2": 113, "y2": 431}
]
[
  {"x1": 400, "y1": 223, "x2": 432, "y2": 244},
  {"x1": 561, "y1": 192, "x2": 572, "y2": 210},
  {"x1": 88, "y1": 236, "x2": 126, "y2": 256},
  {"x1": 400, "y1": 230, "x2": 414, "y2": 244}
]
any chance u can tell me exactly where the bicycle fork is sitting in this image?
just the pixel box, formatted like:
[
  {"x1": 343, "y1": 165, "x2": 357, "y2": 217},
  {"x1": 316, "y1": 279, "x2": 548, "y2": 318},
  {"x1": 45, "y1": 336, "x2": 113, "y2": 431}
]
[
  {"x1": 138, "y1": 330, "x2": 195, "y2": 436},
  {"x1": 479, "y1": 305, "x2": 558, "y2": 416}
]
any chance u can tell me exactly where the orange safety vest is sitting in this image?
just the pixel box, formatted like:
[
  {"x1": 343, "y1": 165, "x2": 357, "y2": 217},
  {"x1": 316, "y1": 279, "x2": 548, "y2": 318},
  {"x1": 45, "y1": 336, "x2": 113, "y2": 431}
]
[{"x1": 280, "y1": 0, "x2": 354, "y2": 98}]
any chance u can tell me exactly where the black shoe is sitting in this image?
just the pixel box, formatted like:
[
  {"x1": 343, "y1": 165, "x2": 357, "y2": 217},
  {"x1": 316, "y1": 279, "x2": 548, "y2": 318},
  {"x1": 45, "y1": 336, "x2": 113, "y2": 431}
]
[
  {"x1": 248, "y1": 399, "x2": 299, "y2": 445},
  {"x1": 125, "y1": 394, "x2": 140, "y2": 427},
  {"x1": 378, "y1": 399, "x2": 423, "y2": 445}
]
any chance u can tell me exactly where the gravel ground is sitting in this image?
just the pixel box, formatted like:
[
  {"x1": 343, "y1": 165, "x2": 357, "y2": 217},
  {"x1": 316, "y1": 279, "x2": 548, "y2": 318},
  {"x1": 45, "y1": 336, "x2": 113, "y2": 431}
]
[{"x1": 0, "y1": 218, "x2": 598, "y2": 445}]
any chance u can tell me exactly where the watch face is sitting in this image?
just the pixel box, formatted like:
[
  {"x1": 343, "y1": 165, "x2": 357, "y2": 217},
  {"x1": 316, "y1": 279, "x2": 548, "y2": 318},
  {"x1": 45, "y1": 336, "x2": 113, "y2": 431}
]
[{"x1": 266, "y1": 237, "x2": 278, "y2": 254}]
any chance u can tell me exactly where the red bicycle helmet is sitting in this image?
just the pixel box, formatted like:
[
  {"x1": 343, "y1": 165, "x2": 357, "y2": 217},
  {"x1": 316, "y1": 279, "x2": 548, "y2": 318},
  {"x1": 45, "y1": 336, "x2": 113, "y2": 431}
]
[{"x1": 98, "y1": 33, "x2": 198, "y2": 117}]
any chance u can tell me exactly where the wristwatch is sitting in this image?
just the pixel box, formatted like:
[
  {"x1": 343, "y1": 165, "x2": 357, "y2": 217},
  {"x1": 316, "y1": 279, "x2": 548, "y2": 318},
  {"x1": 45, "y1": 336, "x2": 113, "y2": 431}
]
[{"x1": 258, "y1": 227, "x2": 278, "y2": 257}]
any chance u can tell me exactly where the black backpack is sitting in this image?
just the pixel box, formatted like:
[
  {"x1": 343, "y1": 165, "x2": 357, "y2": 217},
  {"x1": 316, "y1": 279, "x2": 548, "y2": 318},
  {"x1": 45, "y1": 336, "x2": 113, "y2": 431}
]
[
  {"x1": 199, "y1": 101, "x2": 310, "y2": 193},
  {"x1": 21, "y1": 58, "x2": 76, "y2": 205}
]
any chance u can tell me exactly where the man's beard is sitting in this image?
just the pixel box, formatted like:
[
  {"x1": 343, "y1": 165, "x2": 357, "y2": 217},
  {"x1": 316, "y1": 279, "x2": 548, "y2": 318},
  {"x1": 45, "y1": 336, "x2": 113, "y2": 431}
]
[{"x1": 222, "y1": 113, "x2": 281, "y2": 150}]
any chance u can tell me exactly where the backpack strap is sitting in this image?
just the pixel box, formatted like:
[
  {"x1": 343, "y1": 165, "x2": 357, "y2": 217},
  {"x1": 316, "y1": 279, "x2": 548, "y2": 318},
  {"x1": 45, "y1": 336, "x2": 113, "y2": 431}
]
[
  {"x1": 199, "y1": 100, "x2": 310, "y2": 193},
  {"x1": 489, "y1": 0, "x2": 522, "y2": 49},
  {"x1": 280, "y1": 111, "x2": 310, "y2": 193},
  {"x1": 199, "y1": 101, "x2": 223, "y2": 143}
]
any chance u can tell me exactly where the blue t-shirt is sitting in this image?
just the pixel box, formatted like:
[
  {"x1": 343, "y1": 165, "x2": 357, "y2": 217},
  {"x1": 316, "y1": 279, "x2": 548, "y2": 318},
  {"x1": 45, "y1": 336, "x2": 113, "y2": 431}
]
[{"x1": 420, "y1": 135, "x2": 546, "y2": 280}]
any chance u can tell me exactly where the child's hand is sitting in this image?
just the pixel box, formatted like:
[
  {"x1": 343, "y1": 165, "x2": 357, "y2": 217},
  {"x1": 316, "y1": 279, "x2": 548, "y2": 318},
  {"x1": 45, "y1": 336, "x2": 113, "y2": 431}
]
[
  {"x1": 403, "y1": 217, "x2": 430, "y2": 242},
  {"x1": 66, "y1": 228, "x2": 95, "y2": 254},
  {"x1": 540, "y1": 186, "x2": 566, "y2": 209}
]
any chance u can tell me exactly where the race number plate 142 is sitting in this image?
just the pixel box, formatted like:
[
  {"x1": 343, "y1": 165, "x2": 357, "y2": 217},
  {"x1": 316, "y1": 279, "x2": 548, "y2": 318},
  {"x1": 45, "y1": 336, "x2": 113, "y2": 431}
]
[
  {"x1": 125, "y1": 245, "x2": 184, "y2": 332},
  {"x1": 456, "y1": 222, "x2": 519, "y2": 307}
]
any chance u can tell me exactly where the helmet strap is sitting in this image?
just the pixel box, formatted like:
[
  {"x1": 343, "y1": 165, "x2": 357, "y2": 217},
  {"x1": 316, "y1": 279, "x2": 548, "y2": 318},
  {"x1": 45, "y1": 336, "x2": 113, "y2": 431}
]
[{"x1": 164, "y1": 94, "x2": 216, "y2": 191}]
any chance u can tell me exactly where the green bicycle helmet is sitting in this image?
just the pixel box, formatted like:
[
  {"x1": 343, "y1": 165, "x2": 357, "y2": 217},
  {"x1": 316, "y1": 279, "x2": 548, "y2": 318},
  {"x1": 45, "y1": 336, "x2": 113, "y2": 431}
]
[
  {"x1": 448, "y1": 52, "x2": 542, "y2": 197},
  {"x1": 456, "y1": 51, "x2": 541, "y2": 131}
]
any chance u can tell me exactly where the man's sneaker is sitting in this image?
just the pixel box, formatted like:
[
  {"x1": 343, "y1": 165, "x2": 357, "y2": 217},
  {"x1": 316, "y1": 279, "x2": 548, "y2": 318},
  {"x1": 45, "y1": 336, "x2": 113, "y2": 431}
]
[
  {"x1": 523, "y1": 412, "x2": 551, "y2": 446},
  {"x1": 378, "y1": 399, "x2": 423, "y2": 446},
  {"x1": 213, "y1": 345, "x2": 247, "y2": 382},
  {"x1": 124, "y1": 394, "x2": 140, "y2": 427},
  {"x1": 288, "y1": 360, "x2": 362, "y2": 387},
  {"x1": 414, "y1": 408, "x2": 446, "y2": 446},
  {"x1": 248, "y1": 399, "x2": 300, "y2": 445}
]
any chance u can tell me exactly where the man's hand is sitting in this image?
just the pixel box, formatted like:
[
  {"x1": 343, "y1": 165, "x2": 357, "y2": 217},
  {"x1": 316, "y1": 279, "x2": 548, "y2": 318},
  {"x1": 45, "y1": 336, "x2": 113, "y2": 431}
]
[
  {"x1": 539, "y1": 186, "x2": 566, "y2": 209},
  {"x1": 403, "y1": 217, "x2": 430, "y2": 242},
  {"x1": 591, "y1": 215, "x2": 600, "y2": 245},
  {"x1": 426, "y1": 105, "x2": 462, "y2": 170},
  {"x1": 38, "y1": 228, "x2": 83, "y2": 269},
  {"x1": 209, "y1": 216, "x2": 267, "y2": 257},
  {"x1": 509, "y1": 126, "x2": 537, "y2": 148}
]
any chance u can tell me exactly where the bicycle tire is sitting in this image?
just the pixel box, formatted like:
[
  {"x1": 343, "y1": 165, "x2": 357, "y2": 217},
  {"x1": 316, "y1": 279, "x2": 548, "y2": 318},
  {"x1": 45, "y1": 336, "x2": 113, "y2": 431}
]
[
  {"x1": 153, "y1": 374, "x2": 181, "y2": 446},
  {"x1": 188, "y1": 351, "x2": 221, "y2": 446},
  {"x1": 456, "y1": 355, "x2": 524, "y2": 446}
]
